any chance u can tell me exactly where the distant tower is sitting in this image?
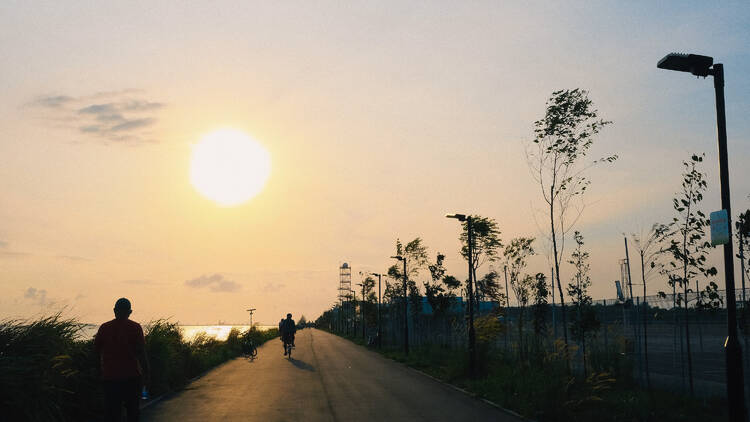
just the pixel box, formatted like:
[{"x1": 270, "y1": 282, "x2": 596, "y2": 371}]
[
  {"x1": 338, "y1": 263, "x2": 352, "y2": 333},
  {"x1": 338, "y1": 263, "x2": 352, "y2": 305}
]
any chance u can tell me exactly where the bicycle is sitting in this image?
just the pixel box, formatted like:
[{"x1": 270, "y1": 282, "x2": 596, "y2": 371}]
[
  {"x1": 242, "y1": 337, "x2": 258, "y2": 360},
  {"x1": 284, "y1": 339, "x2": 293, "y2": 359}
]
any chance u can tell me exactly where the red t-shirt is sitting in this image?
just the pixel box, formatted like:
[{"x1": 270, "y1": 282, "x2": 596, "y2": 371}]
[{"x1": 94, "y1": 318, "x2": 145, "y2": 380}]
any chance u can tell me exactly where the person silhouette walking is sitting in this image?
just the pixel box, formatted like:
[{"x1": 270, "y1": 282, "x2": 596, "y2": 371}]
[{"x1": 95, "y1": 298, "x2": 150, "y2": 422}]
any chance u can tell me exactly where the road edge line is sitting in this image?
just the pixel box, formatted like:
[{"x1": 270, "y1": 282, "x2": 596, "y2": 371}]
[{"x1": 403, "y1": 365, "x2": 530, "y2": 421}]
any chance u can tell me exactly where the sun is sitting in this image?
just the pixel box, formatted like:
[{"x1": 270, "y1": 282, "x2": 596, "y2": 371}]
[{"x1": 190, "y1": 129, "x2": 271, "y2": 206}]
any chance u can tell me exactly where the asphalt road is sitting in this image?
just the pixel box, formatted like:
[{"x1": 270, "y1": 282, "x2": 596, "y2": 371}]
[{"x1": 143, "y1": 328, "x2": 519, "y2": 422}]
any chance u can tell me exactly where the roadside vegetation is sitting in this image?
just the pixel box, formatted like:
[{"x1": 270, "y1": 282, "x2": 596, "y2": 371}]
[
  {"x1": 317, "y1": 88, "x2": 741, "y2": 421},
  {"x1": 335, "y1": 332, "x2": 726, "y2": 421},
  {"x1": 0, "y1": 314, "x2": 278, "y2": 421}
]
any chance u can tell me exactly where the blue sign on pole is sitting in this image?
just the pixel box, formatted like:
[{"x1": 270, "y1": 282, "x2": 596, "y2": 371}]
[{"x1": 710, "y1": 209, "x2": 730, "y2": 246}]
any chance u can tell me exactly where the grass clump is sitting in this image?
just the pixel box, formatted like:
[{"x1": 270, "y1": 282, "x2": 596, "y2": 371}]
[{"x1": 0, "y1": 315, "x2": 279, "y2": 421}]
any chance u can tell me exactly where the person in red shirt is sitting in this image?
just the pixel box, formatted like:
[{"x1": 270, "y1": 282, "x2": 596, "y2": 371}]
[{"x1": 95, "y1": 298, "x2": 150, "y2": 422}]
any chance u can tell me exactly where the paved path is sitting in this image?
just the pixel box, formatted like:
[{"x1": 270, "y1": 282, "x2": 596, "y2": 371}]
[{"x1": 143, "y1": 328, "x2": 520, "y2": 422}]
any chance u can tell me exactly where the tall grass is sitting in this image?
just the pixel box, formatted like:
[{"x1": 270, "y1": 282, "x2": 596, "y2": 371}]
[{"x1": 0, "y1": 315, "x2": 278, "y2": 421}]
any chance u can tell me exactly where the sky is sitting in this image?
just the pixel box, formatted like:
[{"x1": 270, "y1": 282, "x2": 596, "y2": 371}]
[{"x1": 1, "y1": 1, "x2": 749, "y2": 325}]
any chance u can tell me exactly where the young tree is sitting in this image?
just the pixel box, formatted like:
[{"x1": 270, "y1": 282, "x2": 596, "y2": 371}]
[
  {"x1": 476, "y1": 270, "x2": 504, "y2": 306},
  {"x1": 736, "y1": 210, "x2": 750, "y2": 306},
  {"x1": 424, "y1": 253, "x2": 460, "y2": 317},
  {"x1": 659, "y1": 154, "x2": 717, "y2": 396},
  {"x1": 387, "y1": 238, "x2": 430, "y2": 342},
  {"x1": 567, "y1": 231, "x2": 599, "y2": 377},
  {"x1": 526, "y1": 89, "x2": 616, "y2": 351},
  {"x1": 631, "y1": 223, "x2": 670, "y2": 391},
  {"x1": 460, "y1": 216, "x2": 503, "y2": 309},
  {"x1": 531, "y1": 272, "x2": 550, "y2": 337},
  {"x1": 357, "y1": 276, "x2": 377, "y2": 336},
  {"x1": 390, "y1": 238, "x2": 429, "y2": 280},
  {"x1": 504, "y1": 237, "x2": 535, "y2": 358}
]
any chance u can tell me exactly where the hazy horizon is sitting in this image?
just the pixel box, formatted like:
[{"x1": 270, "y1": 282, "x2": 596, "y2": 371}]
[{"x1": 2, "y1": 1, "x2": 749, "y2": 326}]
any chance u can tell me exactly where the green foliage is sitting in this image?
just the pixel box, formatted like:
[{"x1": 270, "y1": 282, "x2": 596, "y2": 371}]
[
  {"x1": 527, "y1": 89, "x2": 616, "y2": 352},
  {"x1": 567, "y1": 231, "x2": 599, "y2": 342},
  {"x1": 391, "y1": 238, "x2": 429, "y2": 280},
  {"x1": 658, "y1": 154, "x2": 719, "y2": 309},
  {"x1": 736, "y1": 209, "x2": 750, "y2": 290},
  {"x1": 0, "y1": 314, "x2": 101, "y2": 421},
  {"x1": 475, "y1": 270, "x2": 503, "y2": 305},
  {"x1": 532, "y1": 88, "x2": 615, "y2": 172},
  {"x1": 504, "y1": 237, "x2": 535, "y2": 306},
  {"x1": 424, "y1": 253, "x2": 459, "y2": 317},
  {"x1": 370, "y1": 342, "x2": 725, "y2": 422},
  {"x1": 532, "y1": 272, "x2": 549, "y2": 335},
  {"x1": 459, "y1": 215, "x2": 503, "y2": 272},
  {"x1": 297, "y1": 315, "x2": 308, "y2": 328}
]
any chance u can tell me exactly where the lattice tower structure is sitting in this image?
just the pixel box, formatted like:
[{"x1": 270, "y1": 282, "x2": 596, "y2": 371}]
[{"x1": 338, "y1": 263, "x2": 352, "y2": 304}]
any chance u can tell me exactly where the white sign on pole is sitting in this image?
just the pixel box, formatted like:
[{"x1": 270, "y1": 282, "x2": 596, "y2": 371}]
[{"x1": 710, "y1": 209, "x2": 730, "y2": 246}]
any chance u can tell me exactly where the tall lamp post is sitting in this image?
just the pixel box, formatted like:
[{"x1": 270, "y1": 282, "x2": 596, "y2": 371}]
[
  {"x1": 358, "y1": 272, "x2": 367, "y2": 340},
  {"x1": 246, "y1": 308, "x2": 256, "y2": 327},
  {"x1": 658, "y1": 52, "x2": 745, "y2": 421},
  {"x1": 370, "y1": 272, "x2": 383, "y2": 347},
  {"x1": 391, "y1": 255, "x2": 409, "y2": 355},
  {"x1": 446, "y1": 213, "x2": 476, "y2": 377}
]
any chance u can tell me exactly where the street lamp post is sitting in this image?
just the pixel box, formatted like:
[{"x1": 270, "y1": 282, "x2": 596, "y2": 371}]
[
  {"x1": 358, "y1": 272, "x2": 367, "y2": 340},
  {"x1": 391, "y1": 255, "x2": 409, "y2": 355},
  {"x1": 370, "y1": 272, "x2": 383, "y2": 347},
  {"x1": 447, "y1": 213, "x2": 476, "y2": 377},
  {"x1": 246, "y1": 308, "x2": 256, "y2": 327},
  {"x1": 658, "y1": 52, "x2": 746, "y2": 421}
]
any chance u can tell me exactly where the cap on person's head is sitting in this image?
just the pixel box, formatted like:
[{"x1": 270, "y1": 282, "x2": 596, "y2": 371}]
[
  {"x1": 114, "y1": 298, "x2": 132, "y2": 312},
  {"x1": 287, "y1": 313, "x2": 292, "y2": 318}
]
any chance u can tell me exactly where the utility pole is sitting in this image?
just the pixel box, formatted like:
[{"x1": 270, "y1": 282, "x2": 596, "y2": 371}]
[
  {"x1": 246, "y1": 308, "x2": 256, "y2": 327},
  {"x1": 658, "y1": 54, "x2": 745, "y2": 419},
  {"x1": 391, "y1": 255, "x2": 409, "y2": 355},
  {"x1": 466, "y1": 216, "x2": 477, "y2": 376},
  {"x1": 446, "y1": 213, "x2": 477, "y2": 377},
  {"x1": 624, "y1": 237, "x2": 641, "y2": 384},
  {"x1": 371, "y1": 272, "x2": 383, "y2": 348}
]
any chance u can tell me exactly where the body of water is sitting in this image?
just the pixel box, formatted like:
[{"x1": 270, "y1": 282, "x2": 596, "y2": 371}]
[{"x1": 78, "y1": 324, "x2": 276, "y2": 341}]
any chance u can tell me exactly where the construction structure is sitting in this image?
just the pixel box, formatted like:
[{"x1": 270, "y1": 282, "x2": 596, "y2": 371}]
[
  {"x1": 338, "y1": 263, "x2": 352, "y2": 334},
  {"x1": 619, "y1": 258, "x2": 632, "y2": 302}
]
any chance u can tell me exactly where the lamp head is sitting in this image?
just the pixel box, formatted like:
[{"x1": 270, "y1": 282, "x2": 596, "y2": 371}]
[
  {"x1": 390, "y1": 255, "x2": 404, "y2": 261},
  {"x1": 657, "y1": 53, "x2": 713, "y2": 77},
  {"x1": 446, "y1": 213, "x2": 467, "y2": 222}
]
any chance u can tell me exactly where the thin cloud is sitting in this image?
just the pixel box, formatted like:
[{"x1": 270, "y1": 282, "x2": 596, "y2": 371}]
[
  {"x1": 122, "y1": 279, "x2": 163, "y2": 285},
  {"x1": 31, "y1": 95, "x2": 73, "y2": 108},
  {"x1": 56, "y1": 255, "x2": 91, "y2": 262},
  {"x1": 185, "y1": 274, "x2": 241, "y2": 293},
  {"x1": 24, "y1": 287, "x2": 47, "y2": 305},
  {"x1": 262, "y1": 282, "x2": 286, "y2": 293},
  {"x1": 27, "y1": 91, "x2": 164, "y2": 145},
  {"x1": 111, "y1": 118, "x2": 155, "y2": 132},
  {"x1": 0, "y1": 250, "x2": 30, "y2": 258},
  {"x1": 78, "y1": 103, "x2": 118, "y2": 115}
]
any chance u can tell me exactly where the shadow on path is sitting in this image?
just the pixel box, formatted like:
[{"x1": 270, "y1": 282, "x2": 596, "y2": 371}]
[{"x1": 288, "y1": 357, "x2": 315, "y2": 372}]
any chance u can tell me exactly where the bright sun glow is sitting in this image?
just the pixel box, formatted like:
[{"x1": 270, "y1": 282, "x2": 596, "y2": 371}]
[{"x1": 190, "y1": 129, "x2": 271, "y2": 206}]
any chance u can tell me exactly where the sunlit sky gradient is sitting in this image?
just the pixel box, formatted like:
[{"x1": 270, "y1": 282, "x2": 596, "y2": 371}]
[{"x1": 1, "y1": 1, "x2": 749, "y2": 325}]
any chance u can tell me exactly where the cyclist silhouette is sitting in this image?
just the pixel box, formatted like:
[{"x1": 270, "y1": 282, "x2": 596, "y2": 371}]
[{"x1": 279, "y1": 313, "x2": 296, "y2": 355}]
